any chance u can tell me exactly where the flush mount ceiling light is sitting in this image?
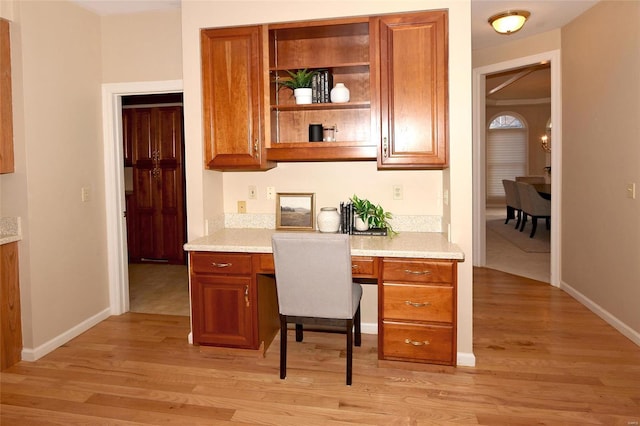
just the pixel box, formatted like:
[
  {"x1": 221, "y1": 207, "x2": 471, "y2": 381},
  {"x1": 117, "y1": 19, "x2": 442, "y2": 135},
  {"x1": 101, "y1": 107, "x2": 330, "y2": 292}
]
[{"x1": 488, "y1": 10, "x2": 531, "y2": 34}]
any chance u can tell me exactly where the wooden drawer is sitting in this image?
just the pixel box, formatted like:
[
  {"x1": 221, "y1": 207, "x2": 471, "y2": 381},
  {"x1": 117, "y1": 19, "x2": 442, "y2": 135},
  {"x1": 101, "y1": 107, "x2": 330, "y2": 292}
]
[
  {"x1": 191, "y1": 252, "x2": 252, "y2": 275},
  {"x1": 382, "y1": 321, "x2": 454, "y2": 365},
  {"x1": 254, "y1": 254, "x2": 377, "y2": 278},
  {"x1": 383, "y1": 283, "x2": 453, "y2": 323},
  {"x1": 351, "y1": 256, "x2": 378, "y2": 278},
  {"x1": 382, "y1": 259, "x2": 454, "y2": 284}
]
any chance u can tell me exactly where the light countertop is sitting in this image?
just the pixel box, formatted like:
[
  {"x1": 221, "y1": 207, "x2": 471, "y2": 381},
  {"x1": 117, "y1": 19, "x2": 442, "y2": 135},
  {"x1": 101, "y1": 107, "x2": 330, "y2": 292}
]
[
  {"x1": 0, "y1": 217, "x2": 21, "y2": 246},
  {"x1": 184, "y1": 228, "x2": 464, "y2": 260}
]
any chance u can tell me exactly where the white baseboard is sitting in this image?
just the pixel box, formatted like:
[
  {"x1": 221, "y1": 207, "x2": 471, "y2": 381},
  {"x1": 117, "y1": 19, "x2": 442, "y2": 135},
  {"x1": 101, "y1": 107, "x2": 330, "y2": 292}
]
[
  {"x1": 361, "y1": 322, "x2": 378, "y2": 335},
  {"x1": 21, "y1": 308, "x2": 112, "y2": 362},
  {"x1": 561, "y1": 280, "x2": 640, "y2": 346},
  {"x1": 456, "y1": 351, "x2": 476, "y2": 367}
]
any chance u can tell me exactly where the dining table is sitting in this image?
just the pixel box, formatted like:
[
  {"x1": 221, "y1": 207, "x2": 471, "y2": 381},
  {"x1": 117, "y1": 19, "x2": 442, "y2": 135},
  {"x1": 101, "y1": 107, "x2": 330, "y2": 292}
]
[{"x1": 533, "y1": 183, "x2": 551, "y2": 200}]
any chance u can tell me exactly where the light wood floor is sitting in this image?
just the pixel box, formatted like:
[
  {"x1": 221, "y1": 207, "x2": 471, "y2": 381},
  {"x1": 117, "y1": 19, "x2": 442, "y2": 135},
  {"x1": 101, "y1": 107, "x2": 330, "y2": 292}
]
[{"x1": 2, "y1": 268, "x2": 639, "y2": 424}]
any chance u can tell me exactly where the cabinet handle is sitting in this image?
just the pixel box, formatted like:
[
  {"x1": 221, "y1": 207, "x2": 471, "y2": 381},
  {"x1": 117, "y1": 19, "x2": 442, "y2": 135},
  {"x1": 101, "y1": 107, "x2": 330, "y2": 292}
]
[
  {"x1": 254, "y1": 140, "x2": 259, "y2": 158},
  {"x1": 404, "y1": 300, "x2": 431, "y2": 308},
  {"x1": 244, "y1": 285, "x2": 250, "y2": 307},
  {"x1": 211, "y1": 262, "x2": 232, "y2": 268},
  {"x1": 383, "y1": 137, "x2": 388, "y2": 158},
  {"x1": 404, "y1": 338, "x2": 430, "y2": 346},
  {"x1": 351, "y1": 264, "x2": 359, "y2": 270},
  {"x1": 403, "y1": 269, "x2": 431, "y2": 275}
]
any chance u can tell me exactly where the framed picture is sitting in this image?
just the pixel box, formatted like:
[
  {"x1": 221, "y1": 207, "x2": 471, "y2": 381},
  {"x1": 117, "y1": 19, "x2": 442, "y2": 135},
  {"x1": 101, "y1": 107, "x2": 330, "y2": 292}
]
[{"x1": 276, "y1": 192, "x2": 315, "y2": 230}]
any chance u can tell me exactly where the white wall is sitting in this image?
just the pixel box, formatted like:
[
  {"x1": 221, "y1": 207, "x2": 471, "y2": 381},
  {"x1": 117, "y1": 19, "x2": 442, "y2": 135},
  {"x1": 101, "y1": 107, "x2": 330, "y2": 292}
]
[
  {"x1": 2, "y1": 0, "x2": 109, "y2": 356},
  {"x1": 561, "y1": 1, "x2": 640, "y2": 341},
  {"x1": 181, "y1": 1, "x2": 474, "y2": 363}
]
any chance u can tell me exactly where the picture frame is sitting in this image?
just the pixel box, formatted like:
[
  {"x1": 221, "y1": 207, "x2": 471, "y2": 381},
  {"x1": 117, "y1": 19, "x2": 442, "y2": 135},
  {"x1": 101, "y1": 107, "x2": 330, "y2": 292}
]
[{"x1": 276, "y1": 192, "x2": 316, "y2": 230}]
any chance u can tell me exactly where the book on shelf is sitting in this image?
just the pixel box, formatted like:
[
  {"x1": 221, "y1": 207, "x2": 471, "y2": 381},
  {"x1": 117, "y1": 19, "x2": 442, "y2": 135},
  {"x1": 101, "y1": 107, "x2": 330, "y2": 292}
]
[{"x1": 351, "y1": 228, "x2": 388, "y2": 236}]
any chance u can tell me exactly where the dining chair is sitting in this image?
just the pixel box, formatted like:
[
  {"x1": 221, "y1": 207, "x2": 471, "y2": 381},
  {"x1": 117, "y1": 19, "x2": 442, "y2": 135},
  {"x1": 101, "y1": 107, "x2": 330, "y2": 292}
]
[
  {"x1": 516, "y1": 182, "x2": 551, "y2": 238},
  {"x1": 515, "y1": 175, "x2": 546, "y2": 184},
  {"x1": 271, "y1": 232, "x2": 362, "y2": 385},
  {"x1": 502, "y1": 179, "x2": 522, "y2": 229}
]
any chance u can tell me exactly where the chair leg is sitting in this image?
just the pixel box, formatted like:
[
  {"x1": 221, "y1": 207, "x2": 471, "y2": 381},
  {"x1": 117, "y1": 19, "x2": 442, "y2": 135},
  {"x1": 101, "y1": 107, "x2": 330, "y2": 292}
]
[
  {"x1": 530, "y1": 217, "x2": 538, "y2": 238},
  {"x1": 519, "y1": 214, "x2": 527, "y2": 232},
  {"x1": 354, "y1": 305, "x2": 361, "y2": 347},
  {"x1": 515, "y1": 210, "x2": 521, "y2": 229},
  {"x1": 546, "y1": 217, "x2": 551, "y2": 230},
  {"x1": 505, "y1": 206, "x2": 514, "y2": 224},
  {"x1": 346, "y1": 319, "x2": 353, "y2": 386},
  {"x1": 295, "y1": 324, "x2": 303, "y2": 342},
  {"x1": 279, "y1": 315, "x2": 287, "y2": 380}
]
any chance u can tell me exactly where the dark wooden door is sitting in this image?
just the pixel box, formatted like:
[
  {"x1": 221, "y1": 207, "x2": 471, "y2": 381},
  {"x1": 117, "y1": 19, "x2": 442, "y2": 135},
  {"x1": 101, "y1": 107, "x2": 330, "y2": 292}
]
[
  {"x1": 375, "y1": 11, "x2": 448, "y2": 169},
  {"x1": 127, "y1": 106, "x2": 185, "y2": 264}
]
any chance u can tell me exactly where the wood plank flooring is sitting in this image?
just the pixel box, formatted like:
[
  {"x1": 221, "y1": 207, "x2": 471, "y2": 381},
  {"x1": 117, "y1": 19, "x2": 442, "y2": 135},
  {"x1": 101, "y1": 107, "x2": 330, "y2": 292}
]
[{"x1": 2, "y1": 268, "x2": 639, "y2": 425}]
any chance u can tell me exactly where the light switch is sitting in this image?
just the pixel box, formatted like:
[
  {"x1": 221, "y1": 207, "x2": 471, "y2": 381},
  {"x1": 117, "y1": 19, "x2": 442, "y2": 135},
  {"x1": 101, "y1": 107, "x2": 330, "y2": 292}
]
[
  {"x1": 237, "y1": 201, "x2": 247, "y2": 213},
  {"x1": 248, "y1": 185, "x2": 257, "y2": 199},
  {"x1": 266, "y1": 186, "x2": 275, "y2": 200},
  {"x1": 627, "y1": 183, "x2": 636, "y2": 199},
  {"x1": 81, "y1": 187, "x2": 90, "y2": 202}
]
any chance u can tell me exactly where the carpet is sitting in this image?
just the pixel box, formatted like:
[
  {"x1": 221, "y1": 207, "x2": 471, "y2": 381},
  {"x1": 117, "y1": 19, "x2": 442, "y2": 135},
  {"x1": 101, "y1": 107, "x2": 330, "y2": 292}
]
[{"x1": 486, "y1": 218, "x2": 550, "y2": 253}]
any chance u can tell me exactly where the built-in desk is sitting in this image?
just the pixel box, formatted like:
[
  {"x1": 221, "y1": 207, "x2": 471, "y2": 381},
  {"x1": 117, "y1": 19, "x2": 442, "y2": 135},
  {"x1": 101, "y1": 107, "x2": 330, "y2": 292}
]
[{"x1": 184, "y1": 229, "x2": 464, "y2": 366}]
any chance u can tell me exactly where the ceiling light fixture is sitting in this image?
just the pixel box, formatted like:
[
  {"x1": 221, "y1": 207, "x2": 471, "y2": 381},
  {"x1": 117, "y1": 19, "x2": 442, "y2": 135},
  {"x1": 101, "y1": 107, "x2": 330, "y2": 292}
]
[{"x1": 488, "y1": 10, "x2": 531, "y2": 35}]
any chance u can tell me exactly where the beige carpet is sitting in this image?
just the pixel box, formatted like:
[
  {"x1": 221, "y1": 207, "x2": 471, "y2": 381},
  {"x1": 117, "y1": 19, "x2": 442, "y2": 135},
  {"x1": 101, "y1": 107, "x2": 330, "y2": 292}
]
[
  {"x1": 486, "y1": 218, "x2": 550, "y2": 253},
  {"x1": 128, "y1": 263, "x2": 190, "y2": 316}
]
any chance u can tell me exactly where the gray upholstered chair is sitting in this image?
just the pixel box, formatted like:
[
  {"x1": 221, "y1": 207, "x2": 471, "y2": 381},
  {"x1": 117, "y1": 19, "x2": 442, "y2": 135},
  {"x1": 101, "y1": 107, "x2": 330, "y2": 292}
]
[
  {"x1": 271, "y1": 232, "x2": 362, "y2": 385},
  {"x1": 502, "y1": 179, "x2": 522, "y2": 228},
  {"x1": 516, "y1": 181, "x2": 551, "y2": 238},
  {"x1": 515, "y1": 175, "x2": 546, "y2": 184}
]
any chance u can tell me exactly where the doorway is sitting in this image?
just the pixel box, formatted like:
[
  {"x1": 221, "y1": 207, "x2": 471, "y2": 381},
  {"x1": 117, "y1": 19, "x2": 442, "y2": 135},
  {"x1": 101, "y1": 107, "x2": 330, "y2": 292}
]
[
  {"x1": 121, "y1": 93, "x2": 189, "y2": 316},
  {"x1": 472, "y1": 51, "x2": 562, "y2": 287},
  {"x1": 102, "y1": 80, "x2": 185, "y2": 316}
]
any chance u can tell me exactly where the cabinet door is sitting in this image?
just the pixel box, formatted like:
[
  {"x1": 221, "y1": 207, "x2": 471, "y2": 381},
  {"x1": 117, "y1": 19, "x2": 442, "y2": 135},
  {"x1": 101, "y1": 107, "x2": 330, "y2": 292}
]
[
  {"x1": 1, "y1": 18, "x2": 14, "y2": 174},
  {"x1": 191, "y1": 275, "x2": 255, "y2": 348},
  {"x1": 201, "y1": 26, "x2": 274, "y2": 170},
  {"x1": 375, "y1": 11, "x2": 448, "y2": 169}
]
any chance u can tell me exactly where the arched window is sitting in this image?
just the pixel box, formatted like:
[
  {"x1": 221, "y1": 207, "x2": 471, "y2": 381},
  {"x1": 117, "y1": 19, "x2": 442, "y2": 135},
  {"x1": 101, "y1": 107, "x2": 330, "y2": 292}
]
[{"x1": 487, "y1": 113, "x2": 527, "y2": 202}]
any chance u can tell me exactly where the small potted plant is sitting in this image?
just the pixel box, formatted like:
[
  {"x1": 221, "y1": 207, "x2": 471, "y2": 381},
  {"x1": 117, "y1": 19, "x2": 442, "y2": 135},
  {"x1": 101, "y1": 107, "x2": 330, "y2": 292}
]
[
  {"x1": 276, "y1": 68, "x2": 317, "y2": 104},
  {"x1": 350, "y1": 194, "x2": 395, "y2": 234}
]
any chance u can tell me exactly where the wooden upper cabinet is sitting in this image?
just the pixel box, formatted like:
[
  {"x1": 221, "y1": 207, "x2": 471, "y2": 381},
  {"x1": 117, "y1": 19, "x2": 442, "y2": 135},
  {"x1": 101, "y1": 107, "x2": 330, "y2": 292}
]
[
  {"x1": 201, "y1": 26, "x2": 275, "y2": 171},
  {"x1": 374, "y1": 11, "x2": 448, "y2": 169},
  {"x1": 1, "y1": 18, "x2": 14, "y2": 174}
]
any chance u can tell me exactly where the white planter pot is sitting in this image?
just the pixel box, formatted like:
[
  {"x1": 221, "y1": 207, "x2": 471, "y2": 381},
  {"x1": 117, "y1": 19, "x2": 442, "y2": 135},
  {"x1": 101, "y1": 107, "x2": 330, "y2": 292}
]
[
  {"x1": 354, "y1": 216, "x2": 369, "y2": 231},
  {"x1": 294, "y1": 88, "x2": 313, "y2": 104}
]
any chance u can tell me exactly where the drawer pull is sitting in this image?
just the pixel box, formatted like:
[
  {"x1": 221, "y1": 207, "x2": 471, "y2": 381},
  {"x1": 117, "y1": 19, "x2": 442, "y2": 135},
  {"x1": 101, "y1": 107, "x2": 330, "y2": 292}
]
[
  {"x1": 404, "y1": 269, "x2": 431, "y2": 275},
  {"x1": 352, "y1": 264, "x2": 359, "y2": 270},
  {"x1": 405, "y1": 300, "x2": 431, "y2": 308},
  {"x1": 404, "y1": 338, "x2": 430, "y2": 346},
  {"x1": 211, "y1": 262, "x2": 232, "y2": 268},
  {"x1": 244, "y1": 285, "x2": 250, "y2": 307}
]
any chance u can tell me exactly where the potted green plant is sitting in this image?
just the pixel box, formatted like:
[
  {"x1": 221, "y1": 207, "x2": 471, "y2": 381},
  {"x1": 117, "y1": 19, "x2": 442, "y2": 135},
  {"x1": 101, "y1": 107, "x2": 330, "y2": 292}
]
[
  {"x1": 350, "y1": 194, "x2": 395, "y2": 234},
  {"x1": 276, "y1": 68, "x2": 317, "y2": 104}
]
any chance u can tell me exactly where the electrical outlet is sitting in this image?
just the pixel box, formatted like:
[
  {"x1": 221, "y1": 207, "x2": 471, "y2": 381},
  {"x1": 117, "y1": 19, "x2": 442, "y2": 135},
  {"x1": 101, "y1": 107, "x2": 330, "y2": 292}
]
[
  {"x1": 237, "y1": 201, "x2": 247, "y2": 213},
  {"x1": 248, "y1": 185, "x2": 257, "y2": 199},
  {"x1": 392, "y1": 185, "x2": 403, "y2": 200},
  {"x1": 443, "y1": 189, "x2": 449, "y2": 206},
  {"x1": 266, "y1": 186, "x2": 275, "y2": 200}
]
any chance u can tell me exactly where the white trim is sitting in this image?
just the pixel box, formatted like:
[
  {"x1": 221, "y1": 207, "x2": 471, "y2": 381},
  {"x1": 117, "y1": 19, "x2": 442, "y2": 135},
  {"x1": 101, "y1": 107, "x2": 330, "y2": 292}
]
[
  {"x1": 561, "y1": 281, "x2": 640, "y2": 346},
  {"x1": 361, "y1": 322, "x2": 378, "y2": 335},
  {"x1": 101, "y1": 80, "x2": 183, "y2": 315},
  {"x1": 21, "y1": 308, "x2": 111, "y2": 361},
  {"x1": 472, "y1": 51, "x2": 562, "y2": 288},
  {"x1": 456, "y1": 352, "x2": 476, "y2": 367}
]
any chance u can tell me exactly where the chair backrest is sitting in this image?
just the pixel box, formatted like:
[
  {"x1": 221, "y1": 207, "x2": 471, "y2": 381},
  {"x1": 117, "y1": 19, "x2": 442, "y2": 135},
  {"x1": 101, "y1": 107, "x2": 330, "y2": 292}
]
[
  {"x1": 515, "y1": 176, "x2": 546, "y2": 184},
  {"x1": 271, "y1": 232, "x2": 354, "y2": 319},
  {"x1": 516, "y1": 182, "x2": 551, "y2": 216},
  {"x1": 502, "y1": 179, "x2": 520, "y2": 209}
]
